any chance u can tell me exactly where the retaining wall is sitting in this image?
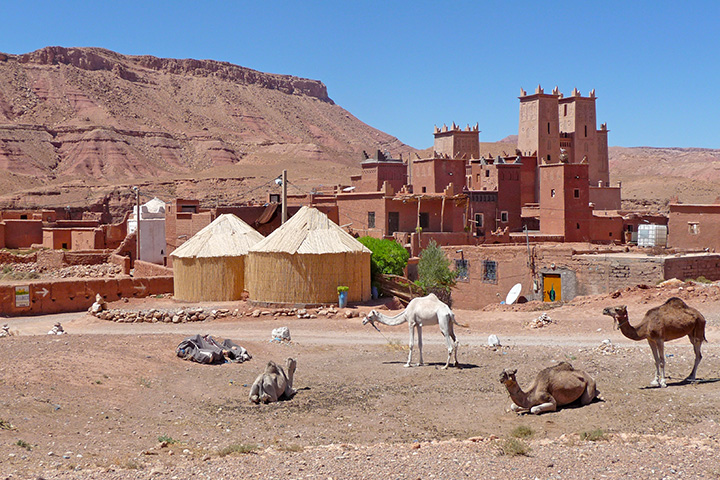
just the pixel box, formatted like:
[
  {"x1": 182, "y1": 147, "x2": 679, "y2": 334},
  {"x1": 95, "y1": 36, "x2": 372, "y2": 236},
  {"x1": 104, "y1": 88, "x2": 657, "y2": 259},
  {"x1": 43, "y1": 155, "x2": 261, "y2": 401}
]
[{"x1": 0, "y1": 276, "x2": 174, "y2": 316}]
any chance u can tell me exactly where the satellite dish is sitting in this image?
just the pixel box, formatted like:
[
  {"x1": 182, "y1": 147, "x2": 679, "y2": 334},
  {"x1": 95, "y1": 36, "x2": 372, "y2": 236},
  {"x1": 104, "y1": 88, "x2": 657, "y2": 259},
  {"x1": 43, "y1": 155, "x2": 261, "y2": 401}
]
[{"x1": 505, "y1": 283, "x2": 522, "y2": 305}]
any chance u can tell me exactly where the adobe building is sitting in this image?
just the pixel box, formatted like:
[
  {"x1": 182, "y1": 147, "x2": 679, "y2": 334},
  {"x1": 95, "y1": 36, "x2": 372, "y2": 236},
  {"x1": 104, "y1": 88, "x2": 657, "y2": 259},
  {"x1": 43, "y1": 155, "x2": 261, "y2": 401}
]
[
  {"x1": 128, "y1": 197, "x2": 167, "y2": 265},
  {"x1": 518, "y1": 85, "x2": 620, "y2": 210},
  {"x1": 350, "y1": 150, "x2": 407, "y2": 193},
  {"x1": 667, "y1": 202, "x2": 720, "y2": 252}
]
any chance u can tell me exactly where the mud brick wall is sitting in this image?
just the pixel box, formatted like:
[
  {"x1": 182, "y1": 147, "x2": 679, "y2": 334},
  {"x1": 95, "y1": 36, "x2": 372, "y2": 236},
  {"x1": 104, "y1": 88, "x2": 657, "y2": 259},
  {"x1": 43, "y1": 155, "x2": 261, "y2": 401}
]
[
  {"x1": 0, "y1": 276, "x2": 174, "y2": 317},
  {"x1": 109, "y1": 254, "x2": 132, "y2": 274},
  {"x1": 36, "y1": 250, "x2": 111, "y2": 270},
  {"x1": 133, "y1": 260, "x2": 173, "y2": 277},
  {"x1": 0, "y1": 251, "x2": 38, "y2": 264},
  {"x1": 664, "y1": 255, "x2": 720, "y2": 281}
]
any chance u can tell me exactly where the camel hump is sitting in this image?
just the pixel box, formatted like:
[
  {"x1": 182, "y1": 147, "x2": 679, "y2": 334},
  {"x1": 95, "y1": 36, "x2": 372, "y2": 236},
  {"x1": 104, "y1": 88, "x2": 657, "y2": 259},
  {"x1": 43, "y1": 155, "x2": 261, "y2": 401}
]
[
  {"x1": 552, "y1": 361, "x2": 575, "y2": 371},
  {"x1": 663, "y1": 297, "x2": 689, "y2": 308}
]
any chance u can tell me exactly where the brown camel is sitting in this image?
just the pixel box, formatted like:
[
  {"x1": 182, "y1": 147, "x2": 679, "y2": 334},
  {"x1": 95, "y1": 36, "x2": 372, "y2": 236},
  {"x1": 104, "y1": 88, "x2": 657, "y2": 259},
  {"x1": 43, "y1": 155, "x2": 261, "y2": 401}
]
[
  {"x1": 602, "y1": 297, "x2": 706, "y2": 388},
  {"x1": 499, "y1": 362, "x2": 598, "y2": 414}
]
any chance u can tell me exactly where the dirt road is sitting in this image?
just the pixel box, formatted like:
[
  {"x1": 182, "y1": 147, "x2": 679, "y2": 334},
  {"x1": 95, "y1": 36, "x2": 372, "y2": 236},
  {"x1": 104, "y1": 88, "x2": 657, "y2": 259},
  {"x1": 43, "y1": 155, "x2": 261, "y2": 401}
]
[{"x1": 1, "y1": 284, "x2": 720, "y2": 479}]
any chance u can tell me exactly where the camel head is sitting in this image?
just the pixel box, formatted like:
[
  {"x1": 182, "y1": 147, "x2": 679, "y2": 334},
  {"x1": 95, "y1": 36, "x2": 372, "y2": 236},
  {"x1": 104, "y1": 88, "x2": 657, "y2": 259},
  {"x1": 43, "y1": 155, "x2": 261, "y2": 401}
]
[
  {"x1": 602, "y1": 305, "x2": 628, "y2": 329},
  {"x1": 285, "y1": 357, "x2": 297, "y2": 376},
  {"x1": 499, "y1": 368, "x2": 518, "y2": 386},
  {"x1": 363, "y1": 310, "x2": 379, "y2": 326}
]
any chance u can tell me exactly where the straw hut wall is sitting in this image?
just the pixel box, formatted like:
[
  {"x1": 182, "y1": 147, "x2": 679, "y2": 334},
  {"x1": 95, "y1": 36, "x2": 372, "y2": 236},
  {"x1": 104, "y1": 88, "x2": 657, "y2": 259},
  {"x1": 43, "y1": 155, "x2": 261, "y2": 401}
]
[
  {"x1": 171, "y1": 214, "x2": 264, "y2": 301},
  {"x1": 246, "y1": 206, "x2": 371, "y2": 305}
]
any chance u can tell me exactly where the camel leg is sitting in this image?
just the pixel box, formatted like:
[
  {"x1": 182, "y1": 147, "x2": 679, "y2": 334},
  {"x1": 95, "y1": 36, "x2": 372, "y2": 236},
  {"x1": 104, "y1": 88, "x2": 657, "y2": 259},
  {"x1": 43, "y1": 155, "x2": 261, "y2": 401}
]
[
  {"x1": 655, "y1": 340, "x2": 667, "y2": 388},
  {"x1": 685, "y1": 337, "x2": 703, "y2": 382},
  {"x1": 510, "y1": 403, "x2": 529, "y2": 414},
  {"x1": 441, "y1": 323, "x2": 458, "y2": 369},
  {"x1": 648, "y1": 340, "x2": 664, "y2": 387},
  {"x1": 580, "y1": 377, "x2": 597, "y2": 405},
  {"x1": 530, "y1": 398, "x2": 557, "y2": 414},
  {"x1": 416, "y1": 325, "x2": 424, "y2": 366},
  {"x1": 405, "y1": 323, "x2": 415, "y2": 367}
]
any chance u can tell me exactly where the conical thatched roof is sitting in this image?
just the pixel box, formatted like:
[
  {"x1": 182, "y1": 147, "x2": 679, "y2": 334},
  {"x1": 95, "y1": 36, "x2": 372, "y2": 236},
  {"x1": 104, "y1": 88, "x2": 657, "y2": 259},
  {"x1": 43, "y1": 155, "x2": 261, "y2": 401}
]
[
  {"x1": 249, "y1": 206, "x2": 371, "y2": 254},
  {"x1": 171, "y1": 214, "x2": 264, "y2": 258}
]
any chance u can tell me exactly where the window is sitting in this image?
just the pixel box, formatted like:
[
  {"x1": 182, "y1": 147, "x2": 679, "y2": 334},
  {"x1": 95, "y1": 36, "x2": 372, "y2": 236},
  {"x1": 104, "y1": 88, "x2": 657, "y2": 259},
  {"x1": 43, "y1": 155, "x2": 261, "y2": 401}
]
[
  {"x1": 20, "y1": 214, "x2": 28, "y2": 219},
  {"x1": 584, "y1": 125, "x2": 588, "y2": 137},
  {"x1": 547, "y1": 154, "x2": 551, "y2": 162},
  {"x1": 574, "y1": 189, "x2": 580, "y2": 198},
  {"x1": 61, "y1": 243, "x2": 68, "y2": 249},
  {"x1": 180, "y1": 205, "x2": 197, "y2": 213},
  {"x1": 269, "y1": 194, "x2": 280, "y2": 203},
  {"x1": 419, "y1": 212, "x2": 430, "y2": 229},
  {"x1": 551, "y1": 189, "x2": 556, "y2": 197},
  {"x1": 547, "y1": 122, "x2": 550, "y2": 134},
  {"x1": 422, "y1": 186, "x2": 427, "y2": 193},
  {"x1": 577, "y1": 223, "x2": 581, "y2": 229},
  {"x1": 455, "y1": 259, "x2": 469, "y2": 282},
  {"x1": 388, "y1": 212, "x2": 399, "y2": 233},
  {"x1": 627, "y1": 225, "x2": 634, "y2": 232},
  {"x1": 688, "y1": 222, "x2": 699, "y2": 235},
  {"x1": 474, "y1": 213, "x2": 484, "y2": 229},
  {"x1": 564, "y1": 104, "x2": 567, "y2": 116},
  {"x1": 482, "y1": 260, "x2": 497, "y2": 283},
  {"x1": 485, "y1": 170, "x2": 490, "y2": 177},
  {"x1": 367, "y1": 212, "x2": 375, "y2": 229},
  {"x1": 500, "y1": 211, "x2": 509, "y2": 223}
]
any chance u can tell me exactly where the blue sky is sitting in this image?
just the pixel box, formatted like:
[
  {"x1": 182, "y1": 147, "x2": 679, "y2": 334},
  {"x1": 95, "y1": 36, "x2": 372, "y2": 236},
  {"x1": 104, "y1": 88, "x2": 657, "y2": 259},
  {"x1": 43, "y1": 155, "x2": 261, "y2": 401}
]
[{"x1": 3, "y1": 1, "x2": 719, "y2": 149}]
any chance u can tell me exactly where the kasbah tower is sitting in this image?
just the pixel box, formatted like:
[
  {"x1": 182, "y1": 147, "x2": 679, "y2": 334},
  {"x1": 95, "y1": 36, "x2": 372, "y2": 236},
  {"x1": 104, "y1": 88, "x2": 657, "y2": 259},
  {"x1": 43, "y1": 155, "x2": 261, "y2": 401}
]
[{"x1": 517, "y1": 85, "x2": 610, "y2": 188}]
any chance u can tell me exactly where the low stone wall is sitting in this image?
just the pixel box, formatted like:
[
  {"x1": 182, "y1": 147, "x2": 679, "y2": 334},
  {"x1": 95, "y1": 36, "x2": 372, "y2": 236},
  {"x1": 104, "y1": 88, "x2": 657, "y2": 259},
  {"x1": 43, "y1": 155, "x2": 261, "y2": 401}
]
[
  {"x1": 133, "y1": 259, "x2": 173, "y2": 277},
  {"x1": 0, "y1": 276, "x2": 174, "y2": 316},
  {"x1": 0, "y1": 251, "x2": 37, "y2": 264},
  {"x1": 89, "y1": 305, "x2": 357, "y2": 323}
]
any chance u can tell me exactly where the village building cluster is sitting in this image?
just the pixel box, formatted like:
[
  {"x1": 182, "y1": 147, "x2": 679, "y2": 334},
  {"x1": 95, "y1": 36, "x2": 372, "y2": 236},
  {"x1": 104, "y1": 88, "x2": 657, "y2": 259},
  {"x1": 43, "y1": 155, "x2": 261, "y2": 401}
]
[{"x1": 2, "y1": 87, "x2": 720, "y2": 313}]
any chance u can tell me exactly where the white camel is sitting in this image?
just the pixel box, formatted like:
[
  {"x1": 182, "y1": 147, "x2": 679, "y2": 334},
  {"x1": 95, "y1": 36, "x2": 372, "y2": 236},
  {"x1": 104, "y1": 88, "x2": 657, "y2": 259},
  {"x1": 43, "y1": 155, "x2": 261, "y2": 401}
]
[{"x1": 363, "y1": 293, "x2": 462, "y2": 369}]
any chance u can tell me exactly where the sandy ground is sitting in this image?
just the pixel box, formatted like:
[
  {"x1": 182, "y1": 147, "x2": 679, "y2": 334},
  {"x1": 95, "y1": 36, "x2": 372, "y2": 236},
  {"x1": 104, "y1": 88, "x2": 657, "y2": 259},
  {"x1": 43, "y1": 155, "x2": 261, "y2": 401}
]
[{"x1": 2, "y1": 283, "x2": 720, "y2": 479}]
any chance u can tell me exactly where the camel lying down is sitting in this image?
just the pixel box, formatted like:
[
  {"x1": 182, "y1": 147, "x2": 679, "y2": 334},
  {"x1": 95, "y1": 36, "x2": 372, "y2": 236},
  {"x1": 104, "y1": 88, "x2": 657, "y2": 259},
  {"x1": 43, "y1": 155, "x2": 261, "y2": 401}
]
[
  {"x1": 499, "y1": 362, "x2": 599, "y2": 415},
  {"x1": 249, "y1": 358, "x2": 297, "y2": 404}
]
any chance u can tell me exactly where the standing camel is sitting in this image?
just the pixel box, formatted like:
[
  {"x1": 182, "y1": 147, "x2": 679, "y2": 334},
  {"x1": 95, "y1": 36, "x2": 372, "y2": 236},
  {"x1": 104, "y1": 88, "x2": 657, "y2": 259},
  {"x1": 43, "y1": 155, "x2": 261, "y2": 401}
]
[
  {"x1": 363, "y1": 293, "x2": 461, "y2": 369},
  {"x1": 602, "y1": 297, "x2": 706, "y2": 388}
]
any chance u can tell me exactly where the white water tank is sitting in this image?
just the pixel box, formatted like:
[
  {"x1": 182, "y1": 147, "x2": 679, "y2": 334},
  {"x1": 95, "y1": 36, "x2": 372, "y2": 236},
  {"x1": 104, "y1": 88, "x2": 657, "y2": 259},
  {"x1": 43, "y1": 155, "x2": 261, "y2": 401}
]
[{"x1": 637, "y1": 224, "x2": 667, "y2": 247}]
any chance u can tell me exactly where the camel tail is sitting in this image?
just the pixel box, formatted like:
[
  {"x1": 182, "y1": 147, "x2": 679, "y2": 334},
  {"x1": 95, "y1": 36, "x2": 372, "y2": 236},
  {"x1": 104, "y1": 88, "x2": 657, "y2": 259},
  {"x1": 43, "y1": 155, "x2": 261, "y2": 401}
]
[{"x1": 451, "y1": 312, "x2": 469, "y2": 328}]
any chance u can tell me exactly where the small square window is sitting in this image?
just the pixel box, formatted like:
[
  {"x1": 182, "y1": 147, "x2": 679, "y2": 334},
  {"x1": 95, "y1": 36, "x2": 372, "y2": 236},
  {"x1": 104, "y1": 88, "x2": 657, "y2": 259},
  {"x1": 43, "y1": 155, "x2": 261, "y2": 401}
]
[
  {"x1": 474, "y1": 213, "x2": 484, "y2": 229},
  {"x1": 455, "y1": 259, "x2": 469, "y2": 282},
  {"x1": 482, "y1": 260, "x2": 497, "y2": 283},
  {"x1": 500, "y1": 211, "x2": 509, "y2": 223},
  {"x1": 688, "y1": 222, "x2": 699, "y2": 235}
]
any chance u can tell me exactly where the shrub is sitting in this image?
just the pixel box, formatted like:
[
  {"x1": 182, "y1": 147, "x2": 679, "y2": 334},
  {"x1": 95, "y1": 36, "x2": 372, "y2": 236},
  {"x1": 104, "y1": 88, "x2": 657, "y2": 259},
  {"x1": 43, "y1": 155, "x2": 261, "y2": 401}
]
[
  {"x1": 415, "y1": 240, "x2": 457, "y2": 304},
  {"x1": 358, "y1": 237, "x2": 409, "y2": 277},
  {"x1": 580, "y1": 428, "x2": 607, "y2": 442},
  {"x1": 218, "y1": 443, "x2": 260, "y2": 456},
  {"x1": 498, "y1": 437, "x2": 530, "y2": 456},
  {"x1": 511, "y1": 425, "x2": 534, "y2": 438}
]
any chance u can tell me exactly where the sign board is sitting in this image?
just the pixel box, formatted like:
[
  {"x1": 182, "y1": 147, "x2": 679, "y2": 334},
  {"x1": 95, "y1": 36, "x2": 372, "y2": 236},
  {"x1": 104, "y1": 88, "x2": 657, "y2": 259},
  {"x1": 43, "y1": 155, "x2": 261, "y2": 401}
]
[{"x1": 15, "y1": 285, "x2": 30, "y2": 308}]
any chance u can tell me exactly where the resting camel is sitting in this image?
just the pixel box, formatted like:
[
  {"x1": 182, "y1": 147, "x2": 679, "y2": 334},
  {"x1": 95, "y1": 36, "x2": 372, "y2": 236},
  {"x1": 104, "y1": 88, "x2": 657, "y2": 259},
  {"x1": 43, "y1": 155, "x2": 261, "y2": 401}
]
[
  {"x1": 363, "y1": 293, "x2": 461, "y2": 369},
  {"x1": 249, "y1": 358, "x2": 297, "y2": 404},
  {"x1": 499, "y1": 362, "x2": 598, "y2": 414},
  {"x1": 602, "y1": 297, "x2": 706, "y2": 388}
]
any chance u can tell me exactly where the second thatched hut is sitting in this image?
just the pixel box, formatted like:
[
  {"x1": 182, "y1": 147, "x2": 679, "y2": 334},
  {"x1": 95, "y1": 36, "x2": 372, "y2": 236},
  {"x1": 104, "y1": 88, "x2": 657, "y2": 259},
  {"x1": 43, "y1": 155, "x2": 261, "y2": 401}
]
[
  {"x1": 245, "y1": 206, "x2": 371, "y2": 305},
  {"x1": 171, "y1": 214, "x2": 265, "y2": 301}
]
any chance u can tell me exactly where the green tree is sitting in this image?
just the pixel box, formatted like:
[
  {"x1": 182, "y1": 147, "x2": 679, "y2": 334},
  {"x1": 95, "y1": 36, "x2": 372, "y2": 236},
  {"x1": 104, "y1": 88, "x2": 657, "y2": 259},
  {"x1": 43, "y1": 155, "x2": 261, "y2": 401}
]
[
  {"x1": 415, "y1": 240, "x2": 457, "y2": 305},
  {"x1": 358, "y1": 236, "x2": 409, "y2": 277}
]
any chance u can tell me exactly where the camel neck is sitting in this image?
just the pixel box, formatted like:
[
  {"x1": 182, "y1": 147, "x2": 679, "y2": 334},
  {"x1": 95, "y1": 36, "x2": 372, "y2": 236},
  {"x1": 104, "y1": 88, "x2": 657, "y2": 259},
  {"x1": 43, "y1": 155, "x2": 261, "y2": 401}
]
[
  {"x1": 617, "y1": 316, "x2": 644, "y2": 341},
  {"x1": 374, "y1": 310, "x2": 407, "y2": 326},
  {"x1": 505, "y1": 381, "x2": 530, "y2": 408}
]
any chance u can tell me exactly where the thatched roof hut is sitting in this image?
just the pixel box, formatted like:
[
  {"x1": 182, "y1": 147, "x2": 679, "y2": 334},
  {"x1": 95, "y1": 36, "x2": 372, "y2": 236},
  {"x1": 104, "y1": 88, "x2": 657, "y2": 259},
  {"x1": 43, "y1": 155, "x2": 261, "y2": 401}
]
[
  {"x1": 246, "y1": 206, "x2": 371, "y2": 305},
  {"x1": 171, "y1": 214, "x2": 264, "y2": 301}
]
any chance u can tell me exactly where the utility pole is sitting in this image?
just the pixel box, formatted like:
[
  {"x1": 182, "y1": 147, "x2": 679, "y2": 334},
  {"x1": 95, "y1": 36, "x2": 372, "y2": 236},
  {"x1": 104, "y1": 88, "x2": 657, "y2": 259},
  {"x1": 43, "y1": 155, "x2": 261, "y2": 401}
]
[
  {"x1": 133, "y1": 186, "x2": 140, "y2": 263},
  {"x1": 281, "y1": 169, "x2": 288, "y2": 224}
]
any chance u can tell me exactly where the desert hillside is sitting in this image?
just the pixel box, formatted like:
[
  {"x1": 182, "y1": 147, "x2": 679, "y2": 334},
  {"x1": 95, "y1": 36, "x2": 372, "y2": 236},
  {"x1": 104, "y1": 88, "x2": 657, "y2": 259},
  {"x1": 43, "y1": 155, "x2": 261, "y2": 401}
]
[
  {"x1": 0, "y1": 47, "x2": 412, "y2": 215},
  {"x1": 0, "y1": 47, "x2": 717, "y2": 217}
]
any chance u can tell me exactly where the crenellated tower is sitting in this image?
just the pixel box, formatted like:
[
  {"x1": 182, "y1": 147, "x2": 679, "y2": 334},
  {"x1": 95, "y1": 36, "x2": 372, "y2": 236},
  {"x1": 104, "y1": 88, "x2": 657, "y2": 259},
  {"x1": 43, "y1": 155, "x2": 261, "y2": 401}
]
[{"x1": 518, "y1": 85, "x2": 561, "y2": 165}]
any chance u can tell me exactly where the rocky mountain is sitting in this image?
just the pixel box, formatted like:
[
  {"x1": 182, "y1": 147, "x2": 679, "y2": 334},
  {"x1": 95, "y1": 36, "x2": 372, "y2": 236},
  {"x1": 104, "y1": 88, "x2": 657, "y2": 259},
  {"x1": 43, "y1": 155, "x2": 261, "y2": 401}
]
[
  {"x1": 0, "y1": 46, "x2": 412, "y2": 215},
  {"x1": 0, "y1": 46, "x2": 717, "y2": 218}
]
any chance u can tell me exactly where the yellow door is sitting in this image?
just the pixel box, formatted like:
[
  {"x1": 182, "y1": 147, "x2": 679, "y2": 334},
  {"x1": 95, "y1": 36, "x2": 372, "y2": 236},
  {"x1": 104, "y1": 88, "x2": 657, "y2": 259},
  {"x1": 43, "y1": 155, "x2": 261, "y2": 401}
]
[{"x1": 543, "y1": 274, "x2": 561, "y2": 302}]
